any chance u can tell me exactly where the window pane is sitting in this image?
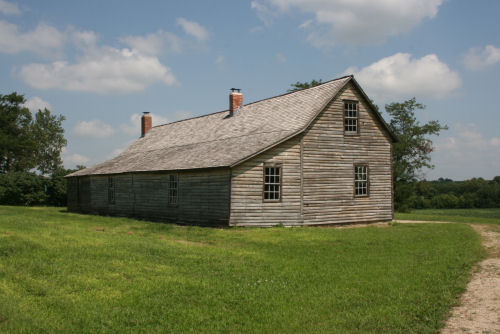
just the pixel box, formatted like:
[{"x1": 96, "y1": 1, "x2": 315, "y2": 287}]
[
  {"x1": 168, "y1": 174, "x2": 178, "y2": 204},
  {"x1": 264, "y1": 165, "x2": 281, "y2": 201},
  {"x1": 354, "y1": 165, "x2": 368, "y2": 196}
]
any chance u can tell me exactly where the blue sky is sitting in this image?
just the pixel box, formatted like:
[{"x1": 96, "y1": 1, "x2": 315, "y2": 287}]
[{"x1": 0, "y1": 0, "x2": 499, "y2": 180}]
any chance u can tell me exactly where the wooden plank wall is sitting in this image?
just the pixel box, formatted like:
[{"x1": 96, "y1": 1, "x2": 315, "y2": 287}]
[
  {"x1": 69, "y1": 168, "x2": 231, "y2": 226},
  {"x1": 229, "y1": 81, "x2": 392, "y2": 226},
  {"x1": 67, "y1": 176, "x2": 92, "y2": 213},
  {"x1": 302, "y1": 82, "x2": 393, "y2": 224},
  {"x1": 66, "y1": 177, "x2": 78, "y2": 211},
  {"x1": 230, "y1": 137, "x2": 302, "y2": 226}
]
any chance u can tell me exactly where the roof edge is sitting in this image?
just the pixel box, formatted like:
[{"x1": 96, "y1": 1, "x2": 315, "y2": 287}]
[
  {"x1": 150, "y1": 75, "x2": 354, "y2": 131},
  {"x1": 230, "y1": 75, "x2": 397, "y2": 167},
  {"x1": 230, "y1": 76, "x2": 353, "y2": 167},
  {"x1": 348, "y1": 76, "x2": 398, "y2": 143}
]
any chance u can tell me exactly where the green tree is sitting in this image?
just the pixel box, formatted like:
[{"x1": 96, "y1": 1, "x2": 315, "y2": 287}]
[
  {"x1": 288, "y1": 79, "x2": 323, "y2": 92},
  {"x1": 32, "y1": 108, "x2": 66, "y2": 175},
  {"x1": 0, "y1": 93, "x2": 37, "y2": 173},
  {"x1": 0, "y1": 93, "x2": 66, "y2": 174},
  {"x1": 385, "y1": 98, "x2": 447, "y2": 210}
]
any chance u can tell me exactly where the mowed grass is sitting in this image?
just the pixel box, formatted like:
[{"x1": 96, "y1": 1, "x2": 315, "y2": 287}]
[
  {"x1": 395, "y1": 208, "x2": 500, "y2": 225},
  {"x1": 0, "y1": 206, "x2": 483, "y2": 333}
]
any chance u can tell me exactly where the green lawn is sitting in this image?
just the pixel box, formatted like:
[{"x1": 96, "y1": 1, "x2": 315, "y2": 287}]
[
  {"x1": 0, "y1": 206, "x2": 484, "y2": 333},
  {"x1": 395, "y1": 208, "x2": 500, "y2": 225}
]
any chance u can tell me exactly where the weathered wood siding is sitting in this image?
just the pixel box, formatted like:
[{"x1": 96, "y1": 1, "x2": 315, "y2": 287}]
[
  {"x1": 68, "y1": 168, "x2": 231, "y2": 226},
  {"x1": 67, "y1": 176, "x2": 91, "y2": 213},
  {"x1": 301, "y1": 82, "x2": 393, "y2": 224},
  {"x1": 229, "y1": 81, "x2": 392, "y2": 226},
  {"x1": 230, "y1": 137, "x2": 302, "y2": 226}
]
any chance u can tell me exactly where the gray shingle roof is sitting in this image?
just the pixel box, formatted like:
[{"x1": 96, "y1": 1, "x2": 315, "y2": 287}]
[{"x1": 68, "y1": 75, "x2": 392, "y2": 177}]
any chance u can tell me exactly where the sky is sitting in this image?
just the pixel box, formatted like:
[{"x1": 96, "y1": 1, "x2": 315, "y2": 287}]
[{"x1": 0, "y1": 0, "x2": 499, "y2": 181}]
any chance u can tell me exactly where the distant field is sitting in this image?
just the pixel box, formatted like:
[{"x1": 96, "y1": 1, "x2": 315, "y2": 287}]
[
  {"x1": 0, "y1": 206, "x2": 483, "y2": 333},
  {"x1": 395, "y1": 208, "x2": 500, "y2": 225}
]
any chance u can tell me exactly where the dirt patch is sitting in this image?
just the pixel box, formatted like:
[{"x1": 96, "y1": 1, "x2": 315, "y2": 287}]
[
  {"x1": 326, "y1": 222, "x2": 391, "y2": 229},
  {"x1": 171, "y1": 239, "x2": 212, "y2": 247},
  {"x1": 441, "y1": 224, "x2": 500, "y2": 334}
]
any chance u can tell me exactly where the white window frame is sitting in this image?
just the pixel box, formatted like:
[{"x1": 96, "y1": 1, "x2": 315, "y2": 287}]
[
  {"x1": 344, "y1": 101, "x2": 359, "y2": 134},
  {"x1": 263, "y1": 164, "x2": 282, "y2": 202},
  {"x1": 354, "y1": 165, "x2": 369, "y2": 197}
]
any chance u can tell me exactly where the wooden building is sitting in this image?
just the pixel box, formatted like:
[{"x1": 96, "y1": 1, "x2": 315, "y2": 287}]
[{"x1": 66, "y1": 75, "x2": 397, "y2": 226}]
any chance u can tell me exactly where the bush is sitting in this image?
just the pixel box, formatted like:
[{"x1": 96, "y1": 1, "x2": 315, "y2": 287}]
[
  {"x1": 430, "y1": 194, "x2": 459, "y2": 209},
  {"x1": 0, "y1": 171, "x2": 47, "y2": 205}
]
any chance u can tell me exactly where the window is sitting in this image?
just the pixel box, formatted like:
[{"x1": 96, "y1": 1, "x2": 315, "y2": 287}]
[
  {"x1": 108, "y1": 176, "x2": 115, "y2": 204},
  {"x1": 354, "y1": 165, "x2": 368, "y2": 196},
  {"x1": 344, "y1": 101, "x2": 358, "y2": 133},
  {"x1": 168, "y1": 174, "x2": 178, "y2": 204},
  {"x1": 76, "y1": 177, "x2": 80, "y2": 204},
  {"x1": 263, "y1": 164, "x2": 281, "y2": 201}
]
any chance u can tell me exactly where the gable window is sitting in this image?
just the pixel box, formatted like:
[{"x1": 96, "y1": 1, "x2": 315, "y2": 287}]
[
  {"x1": 263, "y1": 164, "x2": 281, "y2": 201},
  {"x1": 344, "y1": 101, "x2": 358, "y2": 133},
  {"x1": 168, "y1": 174, "x2": 178, "y2": 205},
  {"x1": 108, "y1": 176, "x2": 115, "y2": 204},
  {"x1": 354, "y1": 165, "x2": 368, "y2": 196}
]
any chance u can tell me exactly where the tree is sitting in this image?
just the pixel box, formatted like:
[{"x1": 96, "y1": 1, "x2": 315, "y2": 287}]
[
  {"x1": 32, "y1": 108, "x2": 66, "y2": 175},
  {"x1": 288, "y1": 79, "x2": 323, "y2": 92},
  {"x1": 385, "y1": 98, "x2": 447, "y2": 210},
  {"x1": 0, "y1": 93, "x2": 37, "y2": 173},
  {"x1": 386, "y1": 98, "x2": 447, "y2": 184},
  {"x1": 0, "y1": 92, "x2": 66, "y2": 174}
]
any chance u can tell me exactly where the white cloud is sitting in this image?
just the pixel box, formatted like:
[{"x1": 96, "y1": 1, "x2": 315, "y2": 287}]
[
  {"x1": 64, "y1": 153, "x2": 89, "y2": 166},
  {"x1": 0, "y1": 20, "x2": 179, "y2": 93},
  {"x1": 120, "y1": 30, "x2": 181, "y2": 55},
  {"x1": 0, "y1": 20, "x2": 65, "y2": 57},
  {"x1": 462, "y1": 45, "x2": 500, "y2": 70},
  {"x1": 19, "y1": 47, "x2": 178, "y2": 93},
  {"x1": 346, "y1": 53, "x2": 461, "y2": 102},
  {"x1": 428, "y1": 123, "x2": 500, "y2": 180},
  {"x1": 74, "y1": 119, "x2": 116, "y2": 138},
  {"x1": 215, "y1": 55, "x2": 224, "y2": 65},
  {"x1": 0, "y1": 0, "x2": 21, "y2": 15},
  {"x1": 251, "y1": 1, "x2": 276, "y2": 27},
  {"x1": 176, "y1": 18, "x2": 209, "y2": 41},
  {"x1": 70, "y1": 29, "x2": 98, "y2": 49},
  {"x1": 276, "y1": 52, "x2": 287, "y2": 63},
  {"x1": 298, "y1": 19, "x2": 313, "y2": 29},
  {"x1": 254, "y1": 0, "x2": 443, "y2": 47},
  {"x1": 23, "y1": 96, "x2": 52, "y2": 112},
  {"x1": 120, "y1": 113, "x2": 169, "y2": 136}
]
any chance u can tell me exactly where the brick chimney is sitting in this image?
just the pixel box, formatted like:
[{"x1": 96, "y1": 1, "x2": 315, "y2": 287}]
[
  {"x1": 141, "y1": 112, "x2": 152, "y2": 137},
  {"x1": 229, "y1": 88, "x2": 243, "y2": 115}
]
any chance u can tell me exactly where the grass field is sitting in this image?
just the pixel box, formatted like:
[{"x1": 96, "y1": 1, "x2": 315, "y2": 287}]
[
  {"x1": 0, "y1": 206, "x2": 484, "y2": 333},
  {"x1": 395, "y1": 208, "x2": 500, "y2": 225}
]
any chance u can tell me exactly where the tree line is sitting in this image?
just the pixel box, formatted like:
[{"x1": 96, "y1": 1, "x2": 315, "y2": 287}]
[{"x1": 398, "y1": 177, "x2": 500, "y2": 211}]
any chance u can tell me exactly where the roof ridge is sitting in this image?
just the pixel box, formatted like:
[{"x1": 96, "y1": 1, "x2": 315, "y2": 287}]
[
  {"x1": 150, "y1": 75, "x2": 353, "y2": 130},
  {"x1": 242, "y1": 74, "x2": 352, "y2": 108}
]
